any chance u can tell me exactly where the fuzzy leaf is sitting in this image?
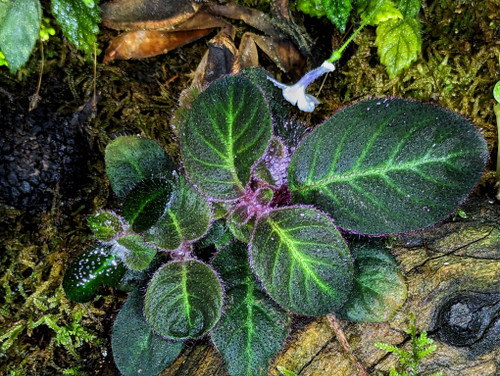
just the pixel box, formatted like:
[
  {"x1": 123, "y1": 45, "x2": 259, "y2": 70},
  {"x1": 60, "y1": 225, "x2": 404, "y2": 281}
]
[
  {"x1": 87, "y1": 211, "x2": 123, "y2": 241},
  {"x1": 336, "y1": 240, "x2": 406, "y2": 322},
  {"x1": 146, "y1": 175, "x2": 211, "y2": 250},
  {"x1": 288, "y1": 98, "x2": 488, "y2": 235},
  {"x1": 180, "y1": 75, "x2": 272, "y2": 201},
  {"x1": 297, "y1": 0, "x2": 352, "y2": 33},
  {"x1": 63, "y1": 245, "x2": 126, "y2": 302},
  {"x1": 0, "y1": 0, "x2": 41, "y2": 72},
  {"x1": 144, "y1": 260, "x2": 223, "y2": 340},
  {"x1": 105, "y1": 136, "x2": 175, "y2": 199},
  {"x1": 195, "y1": 220, "x2": 233, "y2": 250},
  {"x1": 123, "y1": 177, "x2": 173, "y2": 233},
  {"x1": 115, "y1": 235, "x2": 157, "y2": 271},
  {"x1": 227, "y1": 205, "x2": 256, "y2": 243},
  {"x1": 375, "y1": 17, "x2": 421, "y2": 78},
  {"x1": 211, "y1": 242, "x2": 291, "y2": 376},
  {"x1": 253, "y1": 137, "x2": 289, "y2": 187},
  {"x1": 250, "y1": 207, "x2": 353, "y2": 316},
  {"x1": 112, "y1": 290, "x2": 183, "y2": 376},
  {"x1": 51, "y1": 0, "x2": 100, "y2": 55}
]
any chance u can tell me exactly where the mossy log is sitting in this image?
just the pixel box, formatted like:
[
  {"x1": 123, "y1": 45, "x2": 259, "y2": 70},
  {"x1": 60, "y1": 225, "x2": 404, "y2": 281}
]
[{"x1": 160, "y1": 197, "x2": 500, "y2": 376}]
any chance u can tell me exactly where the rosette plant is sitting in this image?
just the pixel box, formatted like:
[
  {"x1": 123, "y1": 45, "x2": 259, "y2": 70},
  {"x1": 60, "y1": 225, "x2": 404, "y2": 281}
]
[{"x1": 63, "y1": 69, "x2": 488, "y2": 376}]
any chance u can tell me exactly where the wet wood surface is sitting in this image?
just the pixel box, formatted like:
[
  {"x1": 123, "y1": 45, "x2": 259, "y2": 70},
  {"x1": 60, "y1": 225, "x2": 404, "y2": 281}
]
[{"x1": 161, "y1": 197, "x2": 500, "y2": 376}]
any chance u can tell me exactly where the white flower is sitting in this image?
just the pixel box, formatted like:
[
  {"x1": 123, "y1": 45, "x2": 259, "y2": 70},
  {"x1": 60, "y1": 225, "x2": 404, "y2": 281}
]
[{"x1": 267, "y1": 60, "x2": 335, "y2": 112}]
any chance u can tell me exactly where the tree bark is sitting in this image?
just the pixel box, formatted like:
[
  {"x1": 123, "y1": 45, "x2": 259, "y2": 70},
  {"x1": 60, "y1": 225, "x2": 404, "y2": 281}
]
[{"x1": 161, "y1": 197, "x2": 500, "y2": 376}]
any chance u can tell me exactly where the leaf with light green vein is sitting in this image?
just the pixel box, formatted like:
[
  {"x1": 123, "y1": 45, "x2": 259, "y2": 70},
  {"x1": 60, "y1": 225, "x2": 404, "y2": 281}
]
[
  {"x1": 51, "y1": 0, "x2": 100, "y2": 55},
  {"x1": 0, "y1": 0, "x2": 41, "y2": 73},
  {"x1": 180, "y1": 75, "x2": 272, "y2": 201},
  {"x1": 211, "y1": 242, "x2": 291, "y2": 376},
  {"x1": 105, "y1": 136, "x2": 175, "y2": 199},
  {"x1": 336, "y1": 239, "x2": 406, "y2": 322},
  {"x1": 114, "y1": 235, "x2": 157, "y2": 271},
  {"x1": 145, "y1": 260, "x2": 223, "y2": 340},
  {"x1": 376, "y1": 17, "x2": 421, "y2": 78},
  {"x1": 145, "y1": 175, "x2": 211, "y2": 250},
  {"x1": 123, "y1": 177, "x2": 173, "y2": 233},
  {"x1": 87, "y1": 211, "x2": 123, "y2": 241},
  {"x1": 250, "y1": 206, "x2": 354, "y2": 316},
  {"x1": 288, "y1": 98, "x2": 488, "y2": 235},
  {"x1": 112, "y1": 290, "x2": 183, "y2": 376}
]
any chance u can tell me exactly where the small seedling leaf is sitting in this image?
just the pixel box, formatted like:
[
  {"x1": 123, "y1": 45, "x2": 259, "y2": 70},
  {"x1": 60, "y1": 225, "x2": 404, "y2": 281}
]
[
  {"x1": 361, "y1": 0, "x2": 403, "y2": 26},
  {"x1": 336, "y1": 240, "x2": 406, "y2": 322},
  {"x1": 63, "y1": 245, "x2": 126, "y2": 302},
  {"x1": 145, "y1": 260, "x2": 223, "y2": 340},
  {"x1": 146, "y1": 175, "x2": 211, "y2": 250},
  {"x1": 297, "y1": 0, "x2": 352, "y2": 33},
  {"x1": 123, "y1": 177, "x2": 173, "y2": 233},
  {"x1": 211, "y1": 242, "x2": 291, "y2": 376},
  {"x1": 87, "y1": 211, "x2": 123, "y2": 241},
  {"x1": 105, "y1": 136, "x2": 175, "y2": 199},
  {"x1": 115, "y1": 235, "x2": 157, "y2": 271},
  {"x1": 0, "y1": 0, "x2": 41, "y2": 72},
  {"x1": 180, "y1": 75, "x2": 272, "y2": 200},
  {"x1": 112, "y1": 290, "x2": 183, "y2": 376},
  {"x1": 288, "y1": 98, "x2": 488, "y2": 235},
  {"x1": 250, "y1": 207, "x2": 354, "y2": 316},
  {"x1": 51, "y1": 0, "x2": 100, "y2": 55}
]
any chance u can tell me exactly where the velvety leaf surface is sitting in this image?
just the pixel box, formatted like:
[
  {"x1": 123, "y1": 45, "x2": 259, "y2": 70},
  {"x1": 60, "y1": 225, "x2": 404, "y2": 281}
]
[
  {"x1": 375, "y1": 17, "x2": 421, "y2": 78},
  {"x1": 0, "y1": 0, "x2": 41, "y2": 72},
  {"x1": 105, "y1": 136, "x2": 175, "y2": 198},
  {"x1": 336, "y1": 240, "x2": 407, "y2": 322},
  {"x1": 51, "y1": 0, "x2": 100, "y2": 55},
  {"x1": 146, "y1": 175, "x2": 211, "y2": 250},
  {"x1": 195, "y1": 220, "x2": 233, "y2": 250},
  {"x1": 63, "y1": 246, "x2": 126, "y2": 302},
  {"x1": 115, "y1": 235, "x2": 157, "y2": 271},
  {"x1": 112, "y1": 290, "x2": 183, "y2": 376},
  {"x1": 289, "y1": 98, "x2": 488, "y2": 235},
  {"x1": 145, "y1": 260, "x2": 223, "y2": 340},
  {"x1": 118, "y1": 254, "x2": 165, "y2": 292},
  {"x1": 180, "y1": 75, "x2": 272, "y2": 200},
  {"x1": 227, "y1": 205, "x2": 256, "y2": 243},
  {"x1": 250, "y1": 207, "x2": 354, "y2": 316},
  {"x1": 253, "y1": 137, "x2": 289, "y2": 188},
  {"x1": 123, "y1": 177, "x2": 173, "y2": 233},
  {"x1": 211, "y1": 242, "x2": 291, "y2": 376},
  {"x1": 87, "y1": 211, "x2": 123, "y2": 241}
]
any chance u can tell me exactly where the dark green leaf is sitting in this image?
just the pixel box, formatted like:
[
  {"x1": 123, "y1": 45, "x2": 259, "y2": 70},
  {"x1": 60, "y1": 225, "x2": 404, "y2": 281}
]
[
  {"x1": 105, "y1": 136, "x2": 175, "y2": 199},
  {"x1": 118, "y1": 254, "x2": 165, "y2": 291},
  {"x1": 297, "y1": 0, "x2": 352, "y2": 32},
  {"x1": 227, "y1": 205, "x2": 256, "y2": 243},
  {"x1": 288, "y1": 98, "x2": 488, "y2": 235},
  {"x1": 375, "y1": 17, "x2": 421, "y2": 78},
  {"x1": 87, "y1": 211, "x2": 123, "y2": 241},
  {"x1": 146, "y1": 175, "x2": 211, "y2": 250},
  {"x1": 180, "y1": 75, "x2": 272, "y2": 200},
  {"x1": 115, "y1": 235, "x2": 157, "y2": 271},
  {"x1": 0, "y1": 0, "x2": 41, "y2": 72},
  {"x1": 112, "y1": 290, "x2": 183, "y2": 376},
  {"x1": 123, "y1": 177, "x2": 173, "y2": 233},
  {"x1": 51, "y1": 0, "x2": 100, "y2": 55},
  {"x1": 250, "y1": 207, "x2": 354, "y2": 316},
  {"x1": 395, "y1": 0, "x2": 421, "y2": 18},
  {"x1": 211, "y1": 242, "x2": 291, "y2": 376},
  {"x1": 336, "y1": 240, "x2": 407, "y2": 322},
  {"x1": 253, "y1": 137, "x2": 289, "y2": 187},
  {"x1": 144, "y1": 260, "x2": 223, "y2": 340},
  {"x1": 194, "y1": 220, "x2": 233, "y2": 250},
  {"x1": 63, "y1": 246, "x2": 126, "y2": 302}
]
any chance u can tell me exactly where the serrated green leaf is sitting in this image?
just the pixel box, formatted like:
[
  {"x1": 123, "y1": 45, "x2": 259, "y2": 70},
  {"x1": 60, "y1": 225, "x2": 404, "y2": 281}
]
[
  {"x1": 145, "y1": 175, "x2": 211, "y2": 250},
  {"x1": 63, "y1": 245, "x2": 126, "y2": 302},
  {"x1": 297, "y1": 0, "x2": 352, "y2": 33},
  {"x1": 0, "y1": 0, "x2": 41, "y2": 72},
  {"x1": 105, "y1": 136, "x2": 175, "y2": 199},
  {"x1": 250, "y1": 207, "x2": 353, "y2": 316},
  {"x1": 112, "y1": 290, "x2": 183, "y2": 376},
  {"x1": 51, "y1": 0, "x2": 100, "y2": 55},
  {"x1": 211, "y1": 242, "x2": 291, "y2": 376},
  {"x1": 362, "y1": 0, "x2": 402, "y2": 26},
  {"x1": 375, "y1": 17, "x2": 421, "y2": 78},
  {"x1": 115, "y1": 235, "x2": 156, "y2": 271},
  {"x1": 180, "y1": 75, "x2": 272, "y2": 201},
  {"x1": 336, "y1": 240, "x2": 406, "y2": 322},
  {"x1": 145, "y1": 260, "x2": 223, "y2": 340},
  {"x1": 288, "y1": 98, "x2": 488, "y2": 235},
  {"x1": 123, "y1": 177, "x2": 173, "y2": 233},
  {"x1": 87, "y1": 211, "x2": 123, "y2": 241},
  {"x1": 394, "y1": 0, "x2": 421, "y2": 18}
]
